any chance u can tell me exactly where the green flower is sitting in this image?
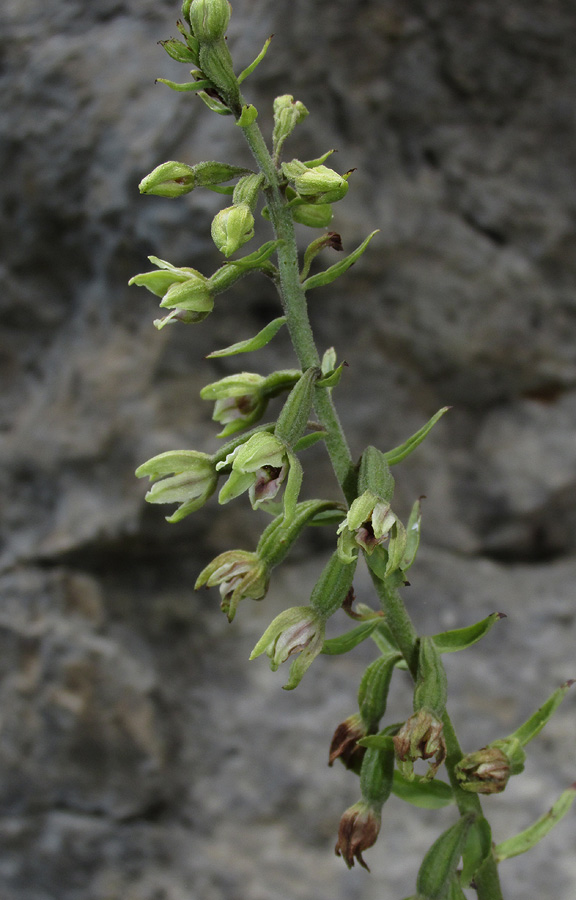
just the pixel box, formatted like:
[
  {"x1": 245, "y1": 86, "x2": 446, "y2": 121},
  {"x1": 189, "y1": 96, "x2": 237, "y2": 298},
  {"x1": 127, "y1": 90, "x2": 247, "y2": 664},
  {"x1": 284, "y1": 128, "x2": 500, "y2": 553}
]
[
  {"x1": 249, "y1": 605, "x2": 325, "y2": 689},
  {"x1": 217, "y1": 432, "x2": 290, "y2": 508},
  {"x1": 135, "y1": 450, "x2": 218, "y2": 522},
  {"x1": 200, "y1": 373, "x2": 268, "y2": 437},
  {"x1": 195, "y1": 549, "x2": 269, "y2": 621},
  {"x1": 337, "y1": 490, "x2": 397, "y2": 561},
  {"x1": 129, "y1": 256, "x2": 214, "y2": 323}
]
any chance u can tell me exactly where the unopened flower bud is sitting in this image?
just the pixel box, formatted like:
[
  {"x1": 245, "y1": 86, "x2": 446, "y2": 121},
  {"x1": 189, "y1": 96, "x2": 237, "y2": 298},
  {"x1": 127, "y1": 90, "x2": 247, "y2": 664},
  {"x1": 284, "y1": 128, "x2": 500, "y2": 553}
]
[
  {"x1": 139, "y1": 161, "x2": 197, "y2": 197},
  {"x1": 211, "y1": 203, "x2": 255, "y2": 257},
  {"x1": 334, "y1": 801, "x2": 380, "y2": 871},
  {"x1": 189, "y1": 0, "x2": 231, "y2": 42},
  {"x1": 272, "y1": 95, "x2": 309, "y2": 158},
  {"x1": 195, "y1": 549, "x2": 269, "y2": 621},
  {"x1": 135, "y1": 450, "x2": 218, "y2": 522},
  {"x1": 283, "y1": 160, "x2": 350, "y2": 203},
  {"x1": 455, "y1": 746, "x2": 511, "y2": 795},
  {"x1": 393, "y1": 708, "x2": 447, "y2": 781}
]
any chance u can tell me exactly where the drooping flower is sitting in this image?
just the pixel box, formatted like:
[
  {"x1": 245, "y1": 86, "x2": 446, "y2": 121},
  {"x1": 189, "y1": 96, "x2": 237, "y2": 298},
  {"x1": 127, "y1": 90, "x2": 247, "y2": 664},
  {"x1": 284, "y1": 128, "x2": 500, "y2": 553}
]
[
  {"x1": 217, "y1": 432, "x2": 290, "y2": 509},
  {"x1": 135, "y1": 450, "x2": 218, "y2": 522},
  {"x1": 249, "y1": 605, "x2": 325, "y2": 689},
  {"x1": 334, "y1": 801, "x2": 381, "y2": 871},
  {"x1": 393, "y1": 708, "x2": 447, "y2": 781},
  {"x1": 195, "y1": 550, "x2": 269, "y2": 622},
  {"x1": 455, "y1": 746, "x2": 512, "y2": 795},
  {"x1": 337, "y1": 490, "x2": 398, "y2": 561}
]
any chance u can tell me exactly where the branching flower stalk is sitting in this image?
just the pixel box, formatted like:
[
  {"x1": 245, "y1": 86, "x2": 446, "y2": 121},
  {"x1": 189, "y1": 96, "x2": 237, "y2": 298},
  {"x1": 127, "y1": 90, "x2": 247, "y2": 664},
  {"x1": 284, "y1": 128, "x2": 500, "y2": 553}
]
[{"x1": 131, "y1": 2, "x2": 575, "y2": 897}]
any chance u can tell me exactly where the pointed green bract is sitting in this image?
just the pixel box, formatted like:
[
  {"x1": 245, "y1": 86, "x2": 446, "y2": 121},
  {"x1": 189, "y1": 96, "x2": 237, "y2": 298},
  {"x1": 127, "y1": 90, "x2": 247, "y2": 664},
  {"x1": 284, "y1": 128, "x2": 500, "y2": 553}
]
[
  {"x1": 495, "y1": 783, "x2": 576, "y2": 862},
  {"x1": 431, "y1": 612, "x2": 506, "y2": 654},
  {"x1": 206, "y1": 316, "x2": 286, "y2": 357},
  {"x1": 321, "y1": 619, "x2": 381, "y2": 655},
  {"x1": 384, "y1": 407, "x2": 451, "y2": 465},
  {"x1": 391, "y1": 771, "x2": 454, "y2": 809}
]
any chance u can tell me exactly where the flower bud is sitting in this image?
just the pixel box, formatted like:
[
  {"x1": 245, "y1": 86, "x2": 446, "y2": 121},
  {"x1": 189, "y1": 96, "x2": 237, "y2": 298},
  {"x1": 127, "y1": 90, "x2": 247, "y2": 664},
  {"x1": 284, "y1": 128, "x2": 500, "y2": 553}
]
[
  {"x1": 211, "y1": 203, "x2": 255, "y2": 257},
  {"x1": 272, "y1": 95, "x2": 309, "y2": 158},
  {"x1": 195, "y1": 549, "x2": 269, "y2": 621},
  {"x1": 216, "y1": 432, "x2": 289, "y2": 508},
  {"x1": 135, "y1": 450, "x2": 218, "y2": 522},
  {"x1": 455, "y1": 746, "x2": 511, "y2": 795},
  {"x1": 393, "y1": 708, "x2": 447, "y2": 781},
  {"x1": 189, "y1": 0, "x2": 231, "y2": 42},
  {"x1": 250, "y1": 605, "x2": 325, "y2": 689},
  {"x1": 283, "y1": 160, "x2": 350, "y2": 203},
  {"x1": 334, "y1": 801, "x2": 380, "y2": 870},
  {"x1": 139, "y1": 161, "x2": 196, "y2": 197}
]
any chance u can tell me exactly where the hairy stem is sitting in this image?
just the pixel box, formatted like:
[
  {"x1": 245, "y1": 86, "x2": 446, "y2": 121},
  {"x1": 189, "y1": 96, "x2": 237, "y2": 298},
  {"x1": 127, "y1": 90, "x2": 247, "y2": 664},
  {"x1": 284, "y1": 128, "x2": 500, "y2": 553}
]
[{"x1": 239, "y1": 117, "x2": 503, "y2": 900}]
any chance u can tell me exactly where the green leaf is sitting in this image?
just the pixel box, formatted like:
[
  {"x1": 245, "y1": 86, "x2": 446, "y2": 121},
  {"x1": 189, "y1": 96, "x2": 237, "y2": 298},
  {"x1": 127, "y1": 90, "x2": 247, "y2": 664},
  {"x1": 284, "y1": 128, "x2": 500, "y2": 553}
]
[
  {"x1": 301, "y1": 231, "x2": 379, "y2": 291},
  {"x1": 431, "y1": 612, "x2": 506, "y2": 654},
  {"x1": 416, "y1": 815, "x2": 475, "y2": 900},
  {"x1": 321, "y1": 619, "x2": 382, "y2": 655},
  {"x1": 495, "y1": 784, "x2": 576, "y2": 862},
  {"x1": 317, "y1": 361, "x2": 346, "y2": 388},
  {"x1": 206, "y1": 317, "x2": 286, "y2": 358},
  {"x1": 384, "y1": 407, "x2": 451, "y2": 466},
  {"x1": 391, "y1": 771, "x2": 455, "y2": 809},
  {"x1": 358, "y1": 734, "x2": 396, "y2": 751},
  {"x1": 461, "y1": 816, "x2": 492, "y2": 887}
]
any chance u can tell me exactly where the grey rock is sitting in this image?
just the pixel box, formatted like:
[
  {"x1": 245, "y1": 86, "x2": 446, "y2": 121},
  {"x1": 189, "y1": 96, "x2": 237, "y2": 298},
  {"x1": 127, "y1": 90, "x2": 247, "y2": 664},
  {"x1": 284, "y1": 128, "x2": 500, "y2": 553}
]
[{"x1": 1, "y1": 0, "x2": 575, "y2": 896}]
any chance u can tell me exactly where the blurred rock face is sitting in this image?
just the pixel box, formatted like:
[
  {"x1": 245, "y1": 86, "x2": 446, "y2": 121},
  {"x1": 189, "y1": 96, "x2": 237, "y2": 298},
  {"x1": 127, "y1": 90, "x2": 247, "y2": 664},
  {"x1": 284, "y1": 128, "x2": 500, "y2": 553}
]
[{"x1": 1, "y1": 1, "x2": 575, "y2": 898}]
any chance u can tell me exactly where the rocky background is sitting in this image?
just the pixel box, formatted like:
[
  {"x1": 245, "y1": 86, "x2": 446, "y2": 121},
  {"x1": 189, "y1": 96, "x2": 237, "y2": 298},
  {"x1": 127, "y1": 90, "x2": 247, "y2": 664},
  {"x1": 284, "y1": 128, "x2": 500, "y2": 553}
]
[{"x1": 1, "y1": 0, "x2": 576, "y2": 897}]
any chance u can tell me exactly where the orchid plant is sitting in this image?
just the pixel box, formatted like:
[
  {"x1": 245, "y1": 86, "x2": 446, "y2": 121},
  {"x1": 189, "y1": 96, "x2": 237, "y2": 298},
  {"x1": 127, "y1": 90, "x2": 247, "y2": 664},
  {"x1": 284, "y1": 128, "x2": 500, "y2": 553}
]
[{"x1": 131, "y1": 2, "x2": 575, "y2": 897}]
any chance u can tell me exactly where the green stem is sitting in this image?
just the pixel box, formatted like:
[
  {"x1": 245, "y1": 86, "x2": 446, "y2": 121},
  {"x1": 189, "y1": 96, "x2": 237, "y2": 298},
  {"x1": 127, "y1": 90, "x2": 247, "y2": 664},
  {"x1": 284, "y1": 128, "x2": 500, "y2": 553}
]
[{"x1": 238, "y1": 115, "x2": 503, "y2": 900}]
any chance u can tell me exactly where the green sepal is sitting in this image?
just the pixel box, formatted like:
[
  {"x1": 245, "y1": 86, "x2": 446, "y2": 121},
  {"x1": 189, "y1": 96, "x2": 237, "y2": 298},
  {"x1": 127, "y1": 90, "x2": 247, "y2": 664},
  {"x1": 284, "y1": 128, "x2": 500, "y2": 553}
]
[
  {"x1": 431, "y1": 612, "x2": 506, "y2": 654},
  {"x1": 360, "y1": 738, "x2": 395, "y2": 810},
  {"x1": 237, "y1": 103, "x2": 258, "y2": 126},
  {"x1": 206, "y1": 317, "x2": 286, "y2": 358},
  {"x1": 292, "y1": 430, "x2": 327, "y2": 453},
  {"x1": 416, "y1": 814, "x2": 475, "y2": 900},
  {"x1": 460, "y1": 816, "x2": 493, "y2": 888},
  {"x1": 237, "y1": 34, "x2": 273, "y2": 84},
  {"x1": 413, "y1": 637, "x2": 448, "y2": 718},
  {"x1": 384, "y1": 407, "x2": 451, "y2": 465},
  {"x1": 357, "y1": 652, "x2": 401, "y2": 730},
  {"x1": 505, "y1": 679, "x2": 575, "y2": 748},
  {"x1": 309, "y1": 551, "x2": 358, "y2": 620},
  {"x1": 159, "y1": 38, "x2": 198, "y2": 64},
  {"x1": 402, "y1": 499, "x2": 423, "y2": 570},
  {"x1": 321, "y1": 618, "x2": 382, "y2": 655},
  {"x1": 211, "y1": 421, "x2": 276, "y2": 468},
  {"x1": 291, "y1": 202, "x2": 333, "y2": 228},
  {"x1": 494, "y1": 783, "x2": 576, "y2": 862},
  {"x1": 156, "y1": 77, "x2": 211, "y2": 92},
  {"x1": 302, "y1": 231, "x2": 379, "y2": 291},
  {"x1": 317, "y1": 361, "x2": 346, "y2": 388},
  {"x1": 275, "y1": 366, "x2": 322, "y2": 448},
  {"x1": 197, "y1": 89, "x2": 232, "y2": 114},
  {"x1": 390, "y1": 771, "x2": 454, "y2": 809}
]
